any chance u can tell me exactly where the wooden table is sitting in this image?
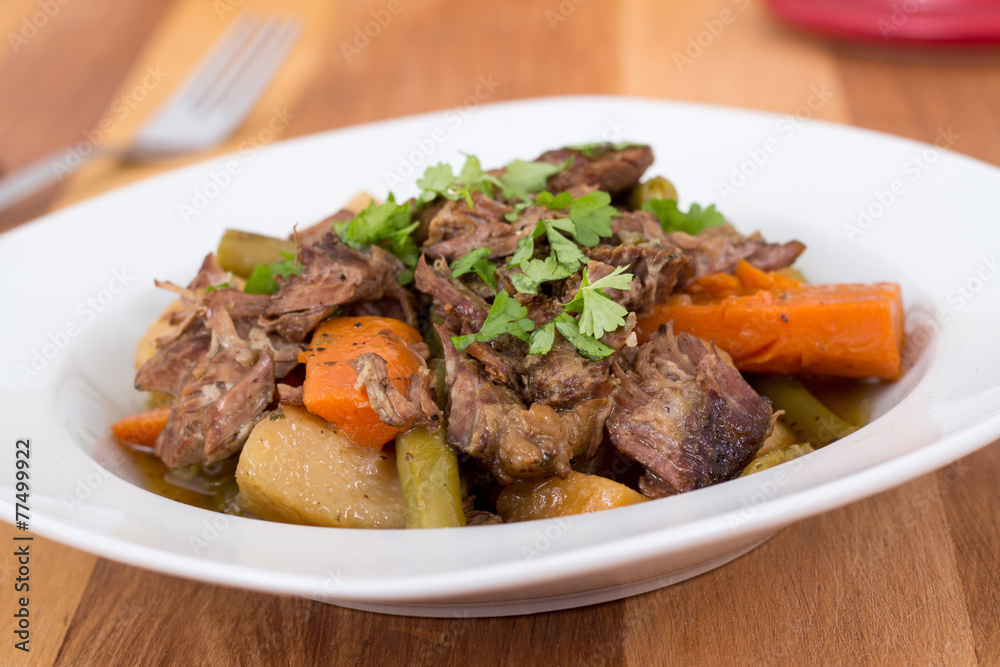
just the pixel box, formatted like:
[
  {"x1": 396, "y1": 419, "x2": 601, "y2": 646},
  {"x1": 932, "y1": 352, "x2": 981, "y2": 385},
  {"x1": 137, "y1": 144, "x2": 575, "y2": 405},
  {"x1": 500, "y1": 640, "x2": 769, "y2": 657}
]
[{"x1": 2, "y1": 1, "x2": 999, "y2": 664}]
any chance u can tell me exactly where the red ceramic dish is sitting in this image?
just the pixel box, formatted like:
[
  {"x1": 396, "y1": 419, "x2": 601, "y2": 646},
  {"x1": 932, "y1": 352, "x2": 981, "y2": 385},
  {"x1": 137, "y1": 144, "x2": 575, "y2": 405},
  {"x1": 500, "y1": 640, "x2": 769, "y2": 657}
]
[{"x1": 765, "y1": 0, "x2": 1000, "y2": 44}]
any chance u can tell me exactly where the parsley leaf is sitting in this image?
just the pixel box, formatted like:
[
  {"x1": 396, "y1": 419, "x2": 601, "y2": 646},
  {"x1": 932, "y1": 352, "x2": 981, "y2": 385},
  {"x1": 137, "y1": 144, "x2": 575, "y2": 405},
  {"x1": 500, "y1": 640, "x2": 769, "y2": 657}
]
[
  {"x1": 451, "y1": 290, "x2": 535, "y2": 351},
  {"x1": 511, "y1": 256, "x2": 573, "y2": 295},
  {"x1": 245, "y1": 252, "x2": 301, "y2": 295},
  {"x1": 528, "y1": 321, "x2": 556, "y2": 355},
  {"x1": 563, "y1": 265, "x2": 633, "y2": 339},
  {"x1": 536, "y1": 190, "x2": 572, "y2": 210},
  {"x1": 508, "y1": 221, "x2": 547, "y2": 268},
  {"x1": 565, "y1": 141, "x2": 647, "y2": 159},
  {"x1": 450, "y1": 247, "x2": 497, "y2": 292},
  {"x1": 642, "y1": 199, "x2": 726, "y2": 235},
  {"x1": 554, "y1": 313, "x2": 615, "y2": 360},
  {"x1": 417, "y1": 155, "x2": 496, "y2": 206},
  {"x1": 332, "y1": 196, "x2": 419, "y2": 284},
  {"x1": 568, "y1": 191, "x2": 617, "y2": 246},
  {"x1": 545, "y1": 223, "x2": 587, "y2": 272},
  {"x1": 498, "y1": 159, "x2": 570, "y2": 201},
  {"x1": 205, "y1": 281, "x2": 230, "y2": 293}
]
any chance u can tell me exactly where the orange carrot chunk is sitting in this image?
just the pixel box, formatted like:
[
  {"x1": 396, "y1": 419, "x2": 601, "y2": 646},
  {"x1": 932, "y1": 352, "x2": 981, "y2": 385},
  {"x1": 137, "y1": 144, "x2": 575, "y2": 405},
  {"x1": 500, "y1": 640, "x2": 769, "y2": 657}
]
[
  {"x1": 111, "y1": 406, "x2": 172, "y2": 447},
  {"x1": 637, "y1": 262, "x2": 905, "y2": 380},
  {"x1": 299, "y1": 316, "x2": 423, "y2": 450}
]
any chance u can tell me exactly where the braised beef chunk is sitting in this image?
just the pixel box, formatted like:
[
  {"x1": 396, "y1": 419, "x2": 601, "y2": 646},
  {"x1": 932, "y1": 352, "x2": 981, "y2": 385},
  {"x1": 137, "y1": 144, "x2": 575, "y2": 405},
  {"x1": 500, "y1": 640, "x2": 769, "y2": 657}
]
[
  {"x1": 523, "y1": 338, "x2": 615, "y2": 406},
  {"x1": 606, "y1": 324, "x2": 773, "y2": 494},
  {"x1": 667, "y1": 225, "x2": 805, "y2": 286},
  {"x1": 347, "y1": 352, "x2": 442, "y2": 432},
  {"x1": 293, "y1": 208, "x2": 355, "y2": 247},
  {"x1": 414, "y1": 255, "x2": 490, "y2": 334},
  {"x1": 440, "y1": 328, "x2": 605, "y2": 484},
  {"x1": 421, "y1": 192, "x2": 519, "y2": 261},
  {"x1": 135, "y1": 323, "x2": 211, "y2": 396},
  {"x1": 155, "y1": 300, "x2": 276, "y2": 467},
  {"x1": 610, "y1": 210, "x2": 670, "y2": 245},
  {"x1": 260, "y1": 233, "x2": 414, "y2": 341},
  {"x1": 584, "y1": 244, "x2": 686, "y2": 316},
  {"x1": 537, "y1": 144, "x2": 655, "y2": 195}
]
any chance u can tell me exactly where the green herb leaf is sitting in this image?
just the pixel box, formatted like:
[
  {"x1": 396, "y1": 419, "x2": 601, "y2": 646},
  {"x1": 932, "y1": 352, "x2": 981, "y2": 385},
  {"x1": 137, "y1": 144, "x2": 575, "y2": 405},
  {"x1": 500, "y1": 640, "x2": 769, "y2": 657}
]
[
  {"x1": 508, "y1": 221, "x2": 547, "y2": 268},
  {"x1": 642, "y1": 199, "x2": 726, "y2": 235},
  {"x1": 498, "y1": 159, "x2": 570, "y2": 202},
  {"x1": 536, "y1": 190, "x2": 572, "y2": 210},
  {"x1": 564, "y1": 141, "x2": 647, "y2": 159},
  {"x1": 511, "y1": 256, "x2": 573, "y2": 295},
  {"x1": 205, "y1": 281, "x2": 230, "y2": 293},
  {"x1": 245, "y1": 251, "x2": 301, "y2": 295},
  {"x1": 528, "y1": 321, "x2": 556, "y2": 355},
  {"x1": 417, "y1": 155, "x2": 497, "y2": 206},
  {"x1": 554, "y1": 313, "x2": 615, "y2": 360},
  {"x1": 332, "y1": 195, "x2": 419, "y2": 280},
  {"x1": 563, "y1": 265, "x2": 633, "y2": 339},
  {"x1": 545, "y1": 224, "x2": 587, "y2": 273},
  {"x1": 450, "y1": 247, "x2": 497, "y2": 292},
  {"x1": 567, "y1": 191, "x2": 617, "y2": 246},
  {"x1": 451, "y1": 290, "x2": 535, "y2": 350}
]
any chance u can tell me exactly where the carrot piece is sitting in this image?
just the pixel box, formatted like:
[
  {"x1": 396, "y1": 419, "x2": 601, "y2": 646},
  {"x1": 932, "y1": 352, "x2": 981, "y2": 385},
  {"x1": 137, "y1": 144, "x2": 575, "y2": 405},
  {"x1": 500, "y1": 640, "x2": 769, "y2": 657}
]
[
  {"x1": 299, "y1": 316, "x2": 423, "y2": 449},
  {"x1": 637, "y1": 278, "x2": 905, "y2": 380},
  {"x1": 111, "y1": 406, "x2": 172, "y2": 447}
]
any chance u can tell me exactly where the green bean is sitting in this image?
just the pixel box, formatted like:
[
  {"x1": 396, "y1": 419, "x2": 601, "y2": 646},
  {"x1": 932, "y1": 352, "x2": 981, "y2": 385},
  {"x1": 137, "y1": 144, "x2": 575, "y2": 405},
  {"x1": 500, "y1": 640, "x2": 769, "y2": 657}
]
[
  {"x1": 628, "y1": 176, "x2": 678, "y2": 210},
  {"x1": 754, "y1": 376, "x2": 857, "y2": 448},
  {"x1": 395, "y1": 427, "x2": 466, "y2": 529},
  {"x1": 216, "y1": 229, "x2": 296, "y2": 278},
  {"x1": 739, "y1": 443, "x2": 815, "y2": 477}
]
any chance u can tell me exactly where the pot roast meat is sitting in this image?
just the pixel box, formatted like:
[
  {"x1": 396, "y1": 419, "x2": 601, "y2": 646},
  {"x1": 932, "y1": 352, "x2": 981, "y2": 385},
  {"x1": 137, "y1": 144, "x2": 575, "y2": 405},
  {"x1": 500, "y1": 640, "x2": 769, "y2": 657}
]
[
  {"x1": 583, "y1": 244, "x2": 687, "y2": 316},
  {"x1": 421, "y1": 191, "x2": 519, "y2": 262},
  {"x1": 667, "y1": 224, "x2": 805, "y2": 286},
  {"x1": 134, "y1": 322, "x2": 211, "y2": 396},
  {"x1": 413, "y1": 255, "x2": 490, "y2": 334},
  {"x1": 347, "y1": 352, "x2": 442, "y2": 432},
  {"x1": 260, "y1": 232, "x2": 415, "y2": 341},
  {"x1": 440, "y1": 327, "x2": 607, "y2": 484},
  {"x1": 606, "y1": 324, "x2": 773, "y2": 494},
  {"x1": 155, "y1": 299, "x2": 276, "y2": 468},
  {"x1": 536, "y1": 144, "x2": 655, "y2": 195}
]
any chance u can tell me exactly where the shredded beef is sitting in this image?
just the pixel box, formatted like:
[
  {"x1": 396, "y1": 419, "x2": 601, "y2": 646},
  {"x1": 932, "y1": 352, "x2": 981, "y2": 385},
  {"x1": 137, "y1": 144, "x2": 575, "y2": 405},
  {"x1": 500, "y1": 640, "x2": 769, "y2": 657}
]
[
  {"x1": 260, "y1": 233, "x2": 415, "y2": 341},
  {"x1": 348, "y1": 352, "x2": 442, "y2": 432},
  {"x1": 155, "y1": 300, "x2": 276, "y2": 467},
  {"x1": 440, "y1": 328, "x2": 602, "y2": 484},
  {"x1": 667, "y1": 225, "x2": 805, "y2": 286},
  {"x1": 606, "y1": 324, "x2": 773, "y2": 494},
  {"x1": 414, "y1": 255, "x2": 489, "y2": 334},
  {"x1": 421, "y1": 192, "x2": 518, "y2": 261},
  {"x1": 583, "y1": 244, "x2": 687, "y2": 316},
  {"x1": 537, "y1": 144, "x2": 654, "y2": 195}
]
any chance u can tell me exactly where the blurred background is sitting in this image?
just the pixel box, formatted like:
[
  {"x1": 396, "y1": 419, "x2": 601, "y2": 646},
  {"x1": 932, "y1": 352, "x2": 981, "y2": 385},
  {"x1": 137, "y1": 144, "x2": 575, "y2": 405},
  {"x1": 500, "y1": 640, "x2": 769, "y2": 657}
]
[{"x1": 2, "y1": 1, "x2": 1000, "y2": 665}]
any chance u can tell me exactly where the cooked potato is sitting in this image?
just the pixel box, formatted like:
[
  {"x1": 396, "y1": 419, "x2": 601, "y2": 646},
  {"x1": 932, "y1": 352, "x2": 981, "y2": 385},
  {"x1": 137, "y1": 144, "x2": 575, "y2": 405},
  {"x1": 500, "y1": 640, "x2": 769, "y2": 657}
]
[
  {"x1": 755, "y1": 418, "x2": 797, "y2": 457},
  {"x1": 497, "y1": 471, "x2": 646, "y2": 523},
  {"x1": 236, "y1": 406, "x2": 405, "y2": 528}
]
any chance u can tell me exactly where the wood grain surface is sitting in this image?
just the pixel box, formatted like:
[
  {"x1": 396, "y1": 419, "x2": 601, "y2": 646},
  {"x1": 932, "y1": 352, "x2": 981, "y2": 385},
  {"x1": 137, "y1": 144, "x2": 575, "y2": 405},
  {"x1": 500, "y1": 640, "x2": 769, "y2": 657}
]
[{"x1": 2, "y1": 1, "x2": 1000, "y2": 665}]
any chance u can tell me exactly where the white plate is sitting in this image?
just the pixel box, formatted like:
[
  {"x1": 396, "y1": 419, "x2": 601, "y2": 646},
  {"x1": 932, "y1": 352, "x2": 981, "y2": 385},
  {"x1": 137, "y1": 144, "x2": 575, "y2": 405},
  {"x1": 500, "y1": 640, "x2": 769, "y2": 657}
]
[{"x1": 2, "y1": 96, "x2": 999, "y2": 617}]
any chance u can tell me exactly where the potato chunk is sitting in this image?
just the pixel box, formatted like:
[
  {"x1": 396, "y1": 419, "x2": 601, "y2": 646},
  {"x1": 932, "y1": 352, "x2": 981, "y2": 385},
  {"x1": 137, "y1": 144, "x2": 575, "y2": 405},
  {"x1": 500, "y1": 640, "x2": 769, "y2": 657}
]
[
  {"x1": 497, "y1": 471, "x2": 647, "y2": 523},
  {"x1": 236, "y1": 406, "x2": 405, "y2": 528}
]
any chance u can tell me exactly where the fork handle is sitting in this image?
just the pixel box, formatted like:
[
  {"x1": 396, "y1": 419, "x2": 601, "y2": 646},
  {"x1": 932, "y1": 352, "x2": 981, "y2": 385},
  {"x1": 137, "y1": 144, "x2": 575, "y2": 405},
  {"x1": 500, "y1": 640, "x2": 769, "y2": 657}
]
[{"x1": 0, "y1": 146, "x2": 115, "y2": 214}]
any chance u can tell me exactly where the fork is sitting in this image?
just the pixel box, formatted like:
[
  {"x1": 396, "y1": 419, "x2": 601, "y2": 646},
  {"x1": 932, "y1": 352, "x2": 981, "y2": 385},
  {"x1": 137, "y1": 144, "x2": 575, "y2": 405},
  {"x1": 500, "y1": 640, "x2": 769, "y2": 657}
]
[{"x1": 0, "y1": 13, "x2": 302, "y2": 214}]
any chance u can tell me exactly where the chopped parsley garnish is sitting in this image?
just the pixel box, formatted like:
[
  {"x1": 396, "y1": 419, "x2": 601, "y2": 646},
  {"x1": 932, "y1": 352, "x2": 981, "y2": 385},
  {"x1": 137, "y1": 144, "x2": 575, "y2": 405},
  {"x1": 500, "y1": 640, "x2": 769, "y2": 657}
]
[
  {"x1": 418, "y1": 155, "x2": 571, "y2": 212},
  {"x1": 642, "y1": 199, "x2": 725, "y2": 235},
  {"x1": 566, "y1": 191, "x2": 616, "y2": 246},
  {"x1": 496, "y1": 159, "x2": 570, "y2": 202},
  {"x1": 417, "y1": 155, "x2": 497, "y2": 207},
  {"x1": 332, "y1": 195, "x2": 419, "y2": 284},
  {"x1": 553, "y1": 312, "x2": 615, "y2": 360},
  {"x1": 205, "y1": 281, "x2": 231, "y2": 293},
  {"x1": 536, "y1": 190, "x2": 572, "y2": 210},
  {"x1": 564, "y1": 141, "x2": 647, "y2": 159},
  {"x1": 563, "y1": 266, "x2": 633, "y2": 339},
  {"x1": 450, "y1": 247, "x2": 497, "y2": 292},
  {"x1": 244, "y1": 252, "x2": 301, "y2": 295},
  {"x1": 511, "y1": 255, "x2": 573, "y2": 295},
  {"x1": 451, "y1": 290, "x2": 535, "y2": 351}
]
